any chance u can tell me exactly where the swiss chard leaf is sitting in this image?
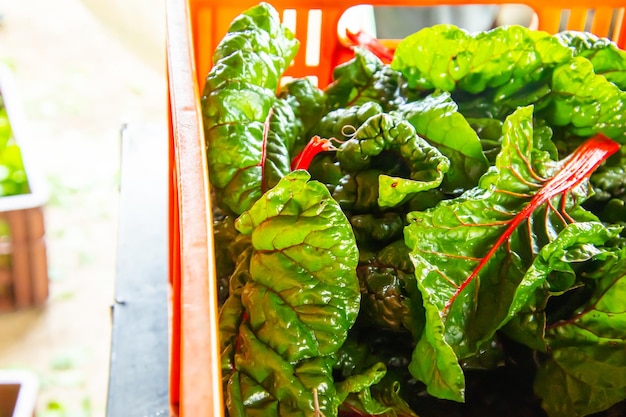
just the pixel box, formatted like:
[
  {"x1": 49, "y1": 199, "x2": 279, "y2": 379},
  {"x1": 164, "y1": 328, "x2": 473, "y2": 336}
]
[
  {"x1": 278, "y1": 77, "x2": 327, "y2": 148},
  {"x1": 403, "y1": 105, "x2": 616, "y2": 402},
  {"x1": 325, "y1": 49, "x2": 409, "y2": 112},
  {"x1": 540, "y1": 56, "x2": 626, "y2": 142},
  {"x1": 223, "y1": 170, "x2": 360, "y2": 417},
  {"x1": 310, "y1": 102, "x2": 383, "y2": 143},
  {"x1": 202, "y1": 3, "x2": 299, "y2": 215},
  {"x1": 391, "y1": 25, "x2": 572, "y2": 96},
  {"x1": 394, "y1": 92, "x2": 489, "y2": 193},
  {"x1": 534, "y1": 248, "x2": 626, "y2": 417},
  {"x1": 556, "y1": 30, "x2": 626, "y2": 90},
  {"x1": 337, "y1": 113, "x2": 450, "y2": 208},
  {"x1": 357, "y1": 240, "x2": 424, "y2": 334},
  {"x1": 502, "y1": 222, "x2": 621, "y2": 352}
]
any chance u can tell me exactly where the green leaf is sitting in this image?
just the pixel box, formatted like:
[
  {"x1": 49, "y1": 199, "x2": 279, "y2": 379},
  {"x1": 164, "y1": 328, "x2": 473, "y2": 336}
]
[
  {"x1": 395, "y1": 91, "x2": 489, "y2": 192},
  {"x1": 325, "y1": 49, "x2": 408, "y2": 112},
  {"x1": 407, "y1": 273, "x2": 466, "y2": 402},
  {"x1": 556, "y1": 30, "x2": 626, "y2": 90},
  {"x1": 503, "y1": 222, "x2": 621, "y2": 352},
  {"x1": 336, "y1": 112, "x2": 450, "y2": 208},
  {"x1": 338, "y1": 365, "x2": 420, "y2": 417},
  {"x1": 310, "y1": 101, "x2": 383, "y2": 143},
  {"x1": 223, "y1": 170, "x2": 360, "y2": 416},
  {"x1": 534, "y1": 248, "x2": 626, "y2": 417},
  {"x1": 391, "y1": 25, "x2": 572, "y2": 95},
  {"x1": 202, "y1": 3, "x2": 300, "y2": 214},
  {"x1": 278, "y1": 77, "x2": 327, "y2": 146},
  {"x1": 357, "y1": 240, "x2": 424, "y2": 334},
  {"x1": 403, "y1": 106, "x2": 611, "y2": 401},
  {"x1": 333, "y1": 333, "x2": 420, "y2": 416},
  {"x1": 542, "y1": 56, "x2": 626, "y2": 142}
]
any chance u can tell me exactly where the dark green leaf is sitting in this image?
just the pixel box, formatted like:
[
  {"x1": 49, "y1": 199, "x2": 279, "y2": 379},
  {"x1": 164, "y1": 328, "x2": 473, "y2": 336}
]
[
  {"x1": 535, "y1": 248, "x2": 626, "y2": 417},
  {"x1": 202, "y1": 3, "x2": 299, "y2": 214},
  {"x1": 325, "y1": 49, "x2": 409, "y2": 112}
]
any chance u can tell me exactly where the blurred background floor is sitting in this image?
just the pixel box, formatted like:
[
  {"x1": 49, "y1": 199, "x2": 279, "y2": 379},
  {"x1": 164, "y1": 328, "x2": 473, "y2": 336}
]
[{"x1": 0, "y1": 0, "x2": 166, "y2": 415}]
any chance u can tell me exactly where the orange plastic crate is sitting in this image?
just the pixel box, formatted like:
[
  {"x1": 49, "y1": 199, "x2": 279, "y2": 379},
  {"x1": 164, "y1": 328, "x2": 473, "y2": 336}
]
[{"x1": 166, "y1": 1, "x2": 626, "y2": 415}]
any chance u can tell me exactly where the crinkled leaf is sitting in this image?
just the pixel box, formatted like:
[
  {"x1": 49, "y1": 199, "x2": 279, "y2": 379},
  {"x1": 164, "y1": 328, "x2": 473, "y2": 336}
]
[
  {"x1": 502, "y1": 222, "x2": 621, "y2": 352},
  {"x1": 350, "y1": 214, "x2": 404, "y2": 249},
  {"x1": 394, "y1": 92, "x2": 489, "y2": 192},
  {"x1": 556, "y1": 30, "x2": 626, "y2": 90},
  {"x1": 338, "y1": 368, "x2": 420, "y2": 417},
  {"x1": 391, "y1": 25, "x2": 572, "y2": 95},
  {"x1": 333, "y1": 334, "x2": 420, "y2": 417},
  {"x1": 332, "y1": 170, "x2": 384, "y2": 213},
  {"x1": 310, "y1": 101, "x2": 383, "y2": 142},
  {"x1": 534, "y1": 248, "x2": 626, "y2": 417},
  {"x1": 357, "y1": 240, "x2": 424, "y2": 334},
  {"x1": 403, "y1": 106, "x2": 609, "y2": 401},
  {"x1": 325, "y1": 49, "x2": 409, "y2": 112},
  {"x1": 407, "y1": 277, "x2": 465, "y2": 402},
  {"x1": 278, "y1": 77, "x2": 327, "y2": 146},
  {"x1": 202, "y1": 3, "x2": 299, "y2": 214},
  {"x1": 263, "y1": 99, "x2": 302, "y2": 190},
  {"x1": 223, "y1": 170, "x2": 360, "y2": 417},
  {"x1": 217, "y1": 3, "x2": 298, "y2": 72},
  {"x1": 337, "y1": 113, "x2": 450, "y2": 208},
  {"x1": 541, "y1": 56, "x2": 626, "y2": 142}
]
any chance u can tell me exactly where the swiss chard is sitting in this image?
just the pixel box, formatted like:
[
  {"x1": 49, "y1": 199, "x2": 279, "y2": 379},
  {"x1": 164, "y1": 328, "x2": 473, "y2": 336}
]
[
  {"x1": 404, "y1": 105, "x2": 619, "y2": 401},
  {"x1": 325, "y1": 49, "x2": 410, "y2": 112},
  {"x1": 394, "y1": 92, "x2": 489, "y2": 192},
  {"x1": 556, "y1": 31, "x2": 626, "y2": 89},
  {"x1": 202, "y1": 3, "x2": 299, "y2": 215},
  {"x1": 220, "y1": 171, "x2": 361, "y2": 416},
  {"x1": 534, "y1": 247, "x2": 626, "y2": 417},
  {"x1": 391, "y1": 25, "x2": 572, "y2": 96},
  {"x1": 203, "y1": 4, "x2": 626, "y2": 416},
  {"x1": 336, "y1": 112, "x2": 450, "y2": 208}
]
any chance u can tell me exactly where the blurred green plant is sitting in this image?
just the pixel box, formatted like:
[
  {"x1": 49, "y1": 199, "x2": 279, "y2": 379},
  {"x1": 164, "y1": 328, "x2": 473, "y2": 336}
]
[{"x1": 0, "y1": 94, "x2": 30, "y2": 197}]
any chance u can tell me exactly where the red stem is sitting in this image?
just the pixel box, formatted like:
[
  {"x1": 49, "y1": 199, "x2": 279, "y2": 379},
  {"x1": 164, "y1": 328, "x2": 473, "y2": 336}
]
[
  {"x1": 291, "y1": 136, "x2": 338, "y2": 171},
  {"x1": 443, "y1": 134, "x2": 620, "y2": 315},
  {"x1": 345, "y1": 29, "x2": 395, "y2": 64},
  {"x1": 260, "y1": 108, "x2": 273, "y2": 192}
]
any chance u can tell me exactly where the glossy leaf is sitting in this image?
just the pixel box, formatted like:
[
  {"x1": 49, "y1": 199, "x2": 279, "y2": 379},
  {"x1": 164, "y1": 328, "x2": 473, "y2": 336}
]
[
  {"x1": 556, "y1": 31, "x2": 626, "y2": 89},
  {"x1": 502, "y1": 222, "x2": 621, "y2": 352},
  {"x1": 394, "y1": 92, "x2": 489, "y2": 192},
  {"x1": 202, "y1": 3, "x2": 299, "y2": 214},
  {"x1": 325, "y1": 49, "x2": 409, "y2": 112},
  {"x1": 223, "y1": 171, "x2": 360, "y2": 417},
  {"x1": 535, "y1": 248, "x2": 626, "y2": 417},
  {"x1": 391, "y1": 25, "x2": 572, "y2": 95},
  {"x1": 337, "y1": 113, "x2": 450, "y2": 208},
  {"x1": 541, "y1": 56, "x2": 626, "y2": 142},
  {"x1": 403, "y1": 106, "x2": 614, "y2": 401}
]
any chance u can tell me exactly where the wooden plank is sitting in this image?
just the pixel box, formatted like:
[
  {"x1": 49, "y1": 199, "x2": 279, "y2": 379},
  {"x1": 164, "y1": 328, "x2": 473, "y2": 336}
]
[
  {"x1": 106, "y1": 123, "x2": 169, "y2": 417},
  {"x1": 8, "y1": 210, "x2": 31, "y2": 309},
  {"x1": 27, "y1": 208, "x2": 48, "y2": 305}
]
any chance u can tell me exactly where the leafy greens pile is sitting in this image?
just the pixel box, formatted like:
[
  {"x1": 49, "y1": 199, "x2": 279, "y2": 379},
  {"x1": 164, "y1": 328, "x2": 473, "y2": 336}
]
[{"x1": 201, "y1": 3, "x2": 626, "y2": 417}]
